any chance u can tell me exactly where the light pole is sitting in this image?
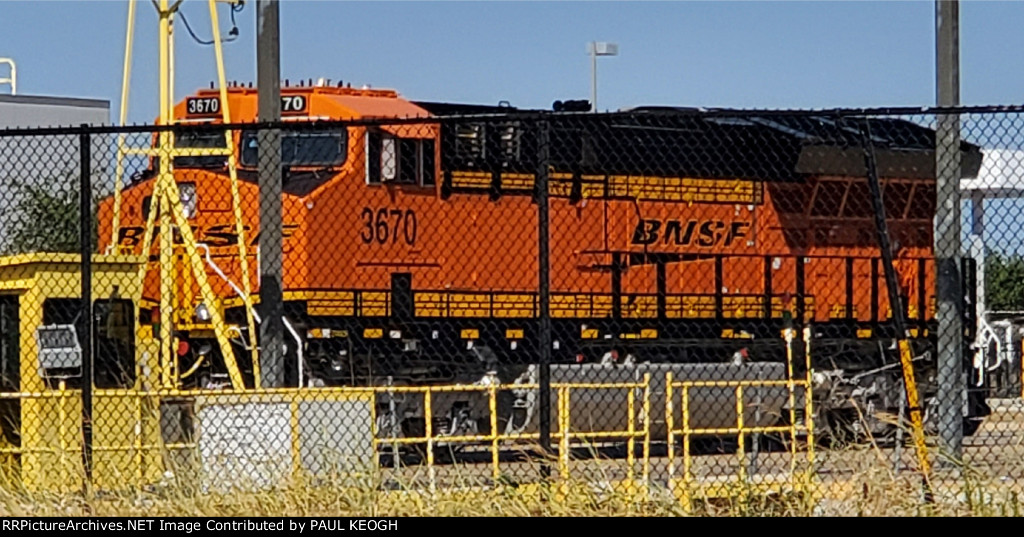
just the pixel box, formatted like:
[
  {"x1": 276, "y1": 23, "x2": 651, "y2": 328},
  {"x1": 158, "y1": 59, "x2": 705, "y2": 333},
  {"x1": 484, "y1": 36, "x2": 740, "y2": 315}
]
[{"x1": 588, "y1": 41, "x2": 618, "y2": 112}]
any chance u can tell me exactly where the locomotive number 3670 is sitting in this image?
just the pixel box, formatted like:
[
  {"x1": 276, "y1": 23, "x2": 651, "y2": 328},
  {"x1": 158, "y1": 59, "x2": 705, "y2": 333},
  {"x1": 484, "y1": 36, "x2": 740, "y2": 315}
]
[{"x1": 361, "y1": 207, "x2": 417, "y2": 245}]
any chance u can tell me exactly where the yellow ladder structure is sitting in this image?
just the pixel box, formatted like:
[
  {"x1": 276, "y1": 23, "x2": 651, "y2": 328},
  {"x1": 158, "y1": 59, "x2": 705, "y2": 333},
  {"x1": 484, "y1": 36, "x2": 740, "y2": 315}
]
[{"x1": 109, "y1": 0, "x2": 259, "y2": 390}]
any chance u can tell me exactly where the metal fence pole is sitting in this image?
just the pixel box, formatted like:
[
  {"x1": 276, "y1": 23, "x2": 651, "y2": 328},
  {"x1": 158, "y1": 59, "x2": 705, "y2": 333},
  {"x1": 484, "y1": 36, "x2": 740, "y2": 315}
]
[
  {"x1": 537, "y1": 119, "x2": 552, "y2": 476},
  {"x1": 936, "y1": 0, "x2": 964, "y2": 462},
  {"x1": 78, "y1": 127, "x2": 93, "y2": 488},
  {"x1": 257, "y1": 0, "x2": 285, "y2": 387}
]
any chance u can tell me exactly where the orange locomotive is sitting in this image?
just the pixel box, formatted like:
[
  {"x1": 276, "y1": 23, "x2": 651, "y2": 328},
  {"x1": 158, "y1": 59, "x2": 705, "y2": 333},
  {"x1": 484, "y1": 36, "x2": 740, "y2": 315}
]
[{"x1": 97, "y1": 83, "x2": 987, "y2": 437}]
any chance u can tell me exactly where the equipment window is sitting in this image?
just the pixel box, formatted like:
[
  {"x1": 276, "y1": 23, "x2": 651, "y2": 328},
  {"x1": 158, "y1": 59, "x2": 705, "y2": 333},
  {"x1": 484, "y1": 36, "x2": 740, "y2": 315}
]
[
  {"x1": 0, "y1": 296, "x2": 18, "y2": 392},
  {"x1": 39, "y1": 298, "x2": 136, "y2": 389},
  {"x1": 455, "y1": 123, "x2": 484, "y2": 161},
  {"x1": 842, "y1": 181, "x2": 872, "y2": 218},
  {"x1": 498, "y1": 122, "x2": 521, "y2": 162},
  {"x1": 240, "y1": 129, "x2": 348, "y2": 168},
  {"x1": 450, "y1": 122, "x2": 520, "y2": 164},
  {"x1": 366, "y1": 131, "x2": 382, "y2": 184},
  {"x1": 905, "y1": 183, "x2": 936, "y2": 220},
  {"x1": 883, "y1": 182, "x2": 913, "y2": 219},
  {"x1": 93, "y1": 299, "x2": 136, "y2": 389}
]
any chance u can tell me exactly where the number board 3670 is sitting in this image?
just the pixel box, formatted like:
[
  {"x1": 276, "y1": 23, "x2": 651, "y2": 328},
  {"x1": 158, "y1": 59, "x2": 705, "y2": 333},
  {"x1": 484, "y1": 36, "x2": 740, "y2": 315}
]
[{"x1": 184, "y1": 95, "x2": 309, "y2": 117}]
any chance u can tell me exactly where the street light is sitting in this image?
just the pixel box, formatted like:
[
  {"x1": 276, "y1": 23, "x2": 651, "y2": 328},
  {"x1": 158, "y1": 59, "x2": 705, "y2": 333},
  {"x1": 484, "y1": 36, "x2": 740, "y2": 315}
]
[{"x1": 588, "y1": 42, "x2": 618, "y2": 112}]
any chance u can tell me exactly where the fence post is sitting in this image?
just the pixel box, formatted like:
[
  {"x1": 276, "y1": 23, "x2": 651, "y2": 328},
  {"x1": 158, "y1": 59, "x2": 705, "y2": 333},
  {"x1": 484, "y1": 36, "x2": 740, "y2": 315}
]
[
  {"x1": 935, "y1": 0, "x2": 964, "y2": 462},
  {"x1": 79, "y1": 126, "x2": 93, "y2": 489},
  {"x1": 537, "y1": 118, "x2": 552, "y2": 477}
]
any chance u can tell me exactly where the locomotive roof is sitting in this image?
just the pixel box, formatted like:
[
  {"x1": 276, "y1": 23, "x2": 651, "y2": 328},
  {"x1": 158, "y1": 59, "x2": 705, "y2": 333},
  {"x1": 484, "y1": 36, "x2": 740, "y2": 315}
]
[
  {"x1": 183, "y1": 88, "x2": 984, "y2": 182},
  {"x1": 417, "y1": 100, "x2": 983, "y2": 180}
]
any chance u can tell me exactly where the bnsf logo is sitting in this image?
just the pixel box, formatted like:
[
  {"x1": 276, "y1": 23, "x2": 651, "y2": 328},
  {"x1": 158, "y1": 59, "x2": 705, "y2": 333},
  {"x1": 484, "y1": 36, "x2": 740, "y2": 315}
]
[
  {"x1": 631, "y1": 219, "x2": 751, "y2": 247},
  {"x1": 116, "y1": 224, "x2": 299, "y2": 250}
]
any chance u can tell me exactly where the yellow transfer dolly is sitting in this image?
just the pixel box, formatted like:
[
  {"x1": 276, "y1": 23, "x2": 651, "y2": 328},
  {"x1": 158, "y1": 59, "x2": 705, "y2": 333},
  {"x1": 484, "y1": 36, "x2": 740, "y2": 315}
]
[{"x1": 0, "y1": 253, "x2": 163, "y2": 492}]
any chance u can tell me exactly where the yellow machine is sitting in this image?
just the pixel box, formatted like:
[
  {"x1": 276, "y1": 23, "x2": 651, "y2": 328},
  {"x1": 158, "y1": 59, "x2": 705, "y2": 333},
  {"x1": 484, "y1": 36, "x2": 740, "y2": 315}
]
[{"x1": 0, "y1": 254, "x2": 162, "y2": 490}]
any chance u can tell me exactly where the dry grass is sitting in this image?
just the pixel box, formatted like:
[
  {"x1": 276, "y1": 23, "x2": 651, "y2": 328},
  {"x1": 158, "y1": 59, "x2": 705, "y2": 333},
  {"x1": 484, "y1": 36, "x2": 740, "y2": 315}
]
[
  {"x1": 3, "y1": 403, "x2": 1024, "y2": 517},
  {"x1": 0, "y1": 457, "x2": 1020, "y2": 517}
]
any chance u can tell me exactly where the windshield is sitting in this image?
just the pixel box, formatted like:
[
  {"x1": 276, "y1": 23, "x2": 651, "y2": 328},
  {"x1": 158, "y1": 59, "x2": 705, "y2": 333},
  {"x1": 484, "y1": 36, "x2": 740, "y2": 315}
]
[
  {"x1": 173, "y1": 129, "x2": 228, "y2": 169},
  {"x1": 240, "y1": 129, "x2": 348, "y2": 168}
]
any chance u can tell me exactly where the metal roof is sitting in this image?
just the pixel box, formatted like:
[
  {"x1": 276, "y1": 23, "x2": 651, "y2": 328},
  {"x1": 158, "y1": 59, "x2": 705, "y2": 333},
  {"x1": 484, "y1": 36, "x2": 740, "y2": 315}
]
[
  {"x1": 961, "y1": 148, "x2": 1024, "y2": 198},
  {"x1": 0, "y1": 93, "x2": 109, "y2": 109}
]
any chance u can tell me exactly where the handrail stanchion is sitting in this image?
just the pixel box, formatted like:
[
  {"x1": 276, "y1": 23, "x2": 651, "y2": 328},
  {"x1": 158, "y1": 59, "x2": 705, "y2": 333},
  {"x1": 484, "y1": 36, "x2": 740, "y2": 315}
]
[
  {"x1": 425, "y1": 390, "x2": 436, "y2": 497},
  {"x1": 627, "y1": 379, "x2": 636, "y2": 487},
  {"x1": 736, "y1": 385, "x2": 746, "y2": 483},
  {"x1": 643, "y1": 373, "x2": 651, "y2": 500},
  {"x1": 489, "y1": 385, "x2": 499, "y2": 486},
  {"x1": 666, "y1": 372, "x2": 675, "y2": 489},
  {"x1": 559, "y1": 385, "x2": 570, "y2": 499}
]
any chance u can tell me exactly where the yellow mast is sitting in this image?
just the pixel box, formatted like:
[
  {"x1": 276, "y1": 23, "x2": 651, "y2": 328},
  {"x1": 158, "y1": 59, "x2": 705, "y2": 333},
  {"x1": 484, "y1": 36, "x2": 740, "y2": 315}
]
[
  {"x1": 115, "y1": 0, "x2": 251, "y2": 390},
  {"x1": 209, "y1": 1, "x2": 260, "y2": 385}
]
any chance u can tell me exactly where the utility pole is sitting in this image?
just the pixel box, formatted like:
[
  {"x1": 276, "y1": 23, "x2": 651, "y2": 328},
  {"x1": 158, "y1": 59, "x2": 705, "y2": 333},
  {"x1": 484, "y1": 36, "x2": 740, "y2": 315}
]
[
  {"x1": 257, "y1": 0, "x2": 285, "y2": 387},
  {"x1": 935, "y1": 0, "x2": 964, "y2": 462}
]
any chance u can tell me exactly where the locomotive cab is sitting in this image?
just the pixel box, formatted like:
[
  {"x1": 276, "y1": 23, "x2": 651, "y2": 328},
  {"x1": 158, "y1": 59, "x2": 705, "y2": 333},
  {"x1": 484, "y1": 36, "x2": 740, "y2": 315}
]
[{"x1": 97, "y1": 83, "x2": 443, "y2": 390}]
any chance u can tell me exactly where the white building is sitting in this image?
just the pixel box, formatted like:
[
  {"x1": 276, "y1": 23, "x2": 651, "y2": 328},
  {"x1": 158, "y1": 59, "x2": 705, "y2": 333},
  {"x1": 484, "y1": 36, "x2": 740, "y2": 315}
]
[{"x1": 0, "y1": 94, "x2": 111, "y2": 253}]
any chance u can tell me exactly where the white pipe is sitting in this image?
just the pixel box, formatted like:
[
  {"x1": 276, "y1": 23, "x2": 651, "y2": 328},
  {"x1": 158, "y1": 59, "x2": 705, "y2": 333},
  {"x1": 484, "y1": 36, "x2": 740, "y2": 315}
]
[
  {"x1": 197, "y1": 243, "x2": 305, "y2": 384},
  {"x1": 198, "y1": 243, "x2": 261, "y2": 321},
  {"x1": 0, "y1": 58, "x2": 16, "y2": 95},
  {"x1": 228, "y1": 326, "x2": 254, "y2": 350},
  {"x1": 284, "y1": 316, "x2": 304, "y2": 385},
  {"x1": 972, "y1": 316, "x2": 1003, "y2": 387},
  {"x1": 1005, "y1": 321, "x2": 1013, "y2": 370}
]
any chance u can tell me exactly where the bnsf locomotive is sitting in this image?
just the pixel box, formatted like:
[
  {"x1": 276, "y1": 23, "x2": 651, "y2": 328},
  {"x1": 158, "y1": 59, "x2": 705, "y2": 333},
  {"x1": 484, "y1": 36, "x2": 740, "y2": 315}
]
[{"x1": 97, "y1": 83, "x2": 989, "y2": 441}]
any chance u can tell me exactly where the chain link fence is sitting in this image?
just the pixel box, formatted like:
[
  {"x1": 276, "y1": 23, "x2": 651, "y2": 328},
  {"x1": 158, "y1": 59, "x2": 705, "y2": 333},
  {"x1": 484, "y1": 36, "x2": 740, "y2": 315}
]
[{"x1": 1, "y1": 103, "x2": 1023, "y2": 511}]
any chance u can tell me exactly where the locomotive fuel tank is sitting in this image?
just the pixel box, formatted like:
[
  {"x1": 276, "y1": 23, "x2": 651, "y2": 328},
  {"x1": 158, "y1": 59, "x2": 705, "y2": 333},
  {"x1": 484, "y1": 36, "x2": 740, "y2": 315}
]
[{"x1": 511, "y1": 362, "x2": 791, "y2": 440}]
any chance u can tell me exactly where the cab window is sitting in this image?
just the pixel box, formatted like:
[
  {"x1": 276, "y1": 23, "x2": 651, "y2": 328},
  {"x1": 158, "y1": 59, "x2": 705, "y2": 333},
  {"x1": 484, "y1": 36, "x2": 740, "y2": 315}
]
[
  {"x1": 173, "y1": 128, "x2": 228, "y2": 169},
  {"x1": 240, "y1": 129, "x2": 348, "y2": 168},
  {"x1": 366, "y1": 130, "x2": 435, "y2": 187}
]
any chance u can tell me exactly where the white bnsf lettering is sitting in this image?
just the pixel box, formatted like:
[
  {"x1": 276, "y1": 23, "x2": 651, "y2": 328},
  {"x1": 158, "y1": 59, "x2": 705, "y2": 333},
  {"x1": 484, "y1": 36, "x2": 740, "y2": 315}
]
[{"x1": 631, "y1": 219, "x2": 751, "y2": 248}]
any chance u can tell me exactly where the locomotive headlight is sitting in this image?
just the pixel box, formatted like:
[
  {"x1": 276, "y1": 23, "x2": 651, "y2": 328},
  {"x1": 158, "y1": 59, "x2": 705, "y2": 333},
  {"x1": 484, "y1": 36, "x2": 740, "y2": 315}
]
[
  {"x1": 179, "y1": 182, "x2": 197, "y2": 219},
  {"x1": 194, "y1": 303, "x2": 211, "y2": 322}
]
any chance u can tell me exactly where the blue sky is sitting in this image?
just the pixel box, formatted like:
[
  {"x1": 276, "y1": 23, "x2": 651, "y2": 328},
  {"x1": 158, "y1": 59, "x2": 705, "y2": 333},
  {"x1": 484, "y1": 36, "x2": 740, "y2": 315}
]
[{"x1": 2, "y1": 1, "x2": 1024, "y2": 124}]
